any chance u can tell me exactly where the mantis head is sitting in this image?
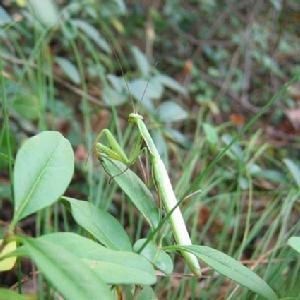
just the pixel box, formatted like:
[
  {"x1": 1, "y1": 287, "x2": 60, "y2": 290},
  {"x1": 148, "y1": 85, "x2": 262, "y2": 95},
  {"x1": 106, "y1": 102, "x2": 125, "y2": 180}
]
[{"x1": 128, "y1": 113, "x2": 143, "y2": 124}]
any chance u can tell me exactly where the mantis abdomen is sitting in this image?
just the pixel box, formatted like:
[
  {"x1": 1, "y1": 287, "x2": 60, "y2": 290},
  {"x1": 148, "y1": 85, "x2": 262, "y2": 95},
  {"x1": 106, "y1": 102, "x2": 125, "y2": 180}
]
[{"x1": 152, "y1": 156, "x2": 201, "y2": 276}]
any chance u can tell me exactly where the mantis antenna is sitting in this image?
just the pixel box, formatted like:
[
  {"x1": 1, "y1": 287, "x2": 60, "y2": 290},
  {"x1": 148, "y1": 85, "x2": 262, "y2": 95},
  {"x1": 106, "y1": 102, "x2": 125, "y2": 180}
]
[{"x1": 110, "y1": 46, "x2": 137, "y2": 113}]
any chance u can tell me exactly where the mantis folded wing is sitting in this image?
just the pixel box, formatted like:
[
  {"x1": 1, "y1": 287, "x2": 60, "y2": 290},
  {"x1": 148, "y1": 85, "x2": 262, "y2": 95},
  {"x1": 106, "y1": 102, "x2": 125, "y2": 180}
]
[{"x1": 94, "y1": 112, "x2": 201, "y2": 276}]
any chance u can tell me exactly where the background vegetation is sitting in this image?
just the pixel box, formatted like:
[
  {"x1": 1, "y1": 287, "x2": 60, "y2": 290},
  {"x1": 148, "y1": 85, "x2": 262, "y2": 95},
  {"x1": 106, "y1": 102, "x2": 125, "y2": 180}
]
[{"x1": 1, "y1": 0, "x2": 300, "y2": 299}]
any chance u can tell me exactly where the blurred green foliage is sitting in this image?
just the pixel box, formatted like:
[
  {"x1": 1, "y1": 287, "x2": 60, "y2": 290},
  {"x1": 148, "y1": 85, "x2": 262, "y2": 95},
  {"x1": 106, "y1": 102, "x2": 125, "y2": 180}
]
[{"x1": 1, "y1": 0, "x2": 300, "y2": 299}]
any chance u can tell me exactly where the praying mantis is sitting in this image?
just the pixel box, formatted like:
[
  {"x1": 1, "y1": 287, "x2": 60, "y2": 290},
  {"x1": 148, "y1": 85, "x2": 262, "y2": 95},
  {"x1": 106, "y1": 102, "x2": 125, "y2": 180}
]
[{"x1": 94, "y1": 112, "x2": 201, "y2": 276}]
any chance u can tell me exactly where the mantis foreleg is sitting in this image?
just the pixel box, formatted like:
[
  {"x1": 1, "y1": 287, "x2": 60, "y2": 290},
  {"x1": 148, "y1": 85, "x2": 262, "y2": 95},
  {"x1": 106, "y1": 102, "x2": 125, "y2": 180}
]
[{"x1": 94, "y1": 128, "x2": 143, "y2": 166}]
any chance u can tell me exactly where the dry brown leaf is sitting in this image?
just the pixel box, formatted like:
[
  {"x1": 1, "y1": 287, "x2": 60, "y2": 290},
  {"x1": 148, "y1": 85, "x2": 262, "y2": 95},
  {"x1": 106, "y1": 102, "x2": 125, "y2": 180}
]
[
  {"x1": 288, "y1": 84, "x2": 300, "y2": 101},
  {"x1": 285, "y1": 108, "x2": 300, "y2": 128},
  {"x1": 92, "y1": 110, "x2": 110, "y2": 132},
  {"x1": 182, "y1": 59, "x2": 193, "y2": 76},
  {"x1": 75, "y1": 144, "x2": 88, "y2": 162},
  {"x1": 230, "y1": 113, "x2": 245, "y2": 126}
]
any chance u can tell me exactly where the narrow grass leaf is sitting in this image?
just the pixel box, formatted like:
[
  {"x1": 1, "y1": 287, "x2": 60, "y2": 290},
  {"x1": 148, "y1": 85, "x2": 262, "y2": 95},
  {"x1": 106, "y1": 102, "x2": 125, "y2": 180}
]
[
  {"x1": 288, "y1": 237, "x2": 300, "y2": 254},
  {"x1": 65, "y1": 197, "x2": 132, "y2": 251},
  {"x1": 19, "y1": 237, "x2": 113, "y2": 300},
  {"x1": 102, "y1": 157, "x2": 160, "y2": 228},
  {"x1": 165, "y1": 245, "x2": 278, "y2": 300},
  {"x1": 13, "y1": 131, "x2": 74, "y2": 223},
  {"x1": 38, "y1": 232, "x2": 156, "y2": 285}
]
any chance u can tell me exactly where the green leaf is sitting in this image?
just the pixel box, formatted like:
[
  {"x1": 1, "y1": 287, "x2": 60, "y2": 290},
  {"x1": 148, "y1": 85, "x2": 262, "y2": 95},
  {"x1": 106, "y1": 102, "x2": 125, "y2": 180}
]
[
  {"x1": 13, "y1": 131, "x2": 74, "y2": 223},
  {"x1": 112, "y1": 0, "x2": 127, "y2": 15},
  {"x1": 0, "y1": 288, "x2": 29, "y2": 300},
  {"x1": 203, "y1": 123, "x2": 218, "y2": 146},
  {"x1": 270, "y1": 0, "x2": 281, "y2": 10},
  {"x1": 154, "y1": 74, "x2": 187, "y2": 95},
  {"x1": 165, "y1": 245, "x2": 278, "y2": 300},
  {"x1": 288, "y1": 237, "x2": 300, "y2": 254},
  {"x1": 148, "y1": 77, "x2": 164, "y2": 99},
  {"x1": 134, "y1": 239, "x2": 173, "y2": 274},
  {"x1": 222, "y1": 134, "x2": 244, "y2": 161},
  {"x1": 128, "y1": 79, "x2": 161, "y2": 101},
  {"x1": 73, "y1": 20, "x2": 111, "y2": 53},
  {"x1": 283, "y1": 159, "x2": 300, "y2": 187},
  {"x1": 100, "y1": 0, "x2": 127, "y2": 17},
  {"x1": 0, "y1": 5, "x2": 12, "y2": 25},
  {"x1": 65, "y1": 197, "x2": 132, "y2": 251},
  {"x1": 164, "y1": 128, "x2": 191, "y2": 149},
  {"x1": 131, "y1": 46, "x2": 150, "y2": 76},
  {"x1": 103, "y1": 84, "x2": 127, "y2": 106},
  {"x1": 102, "y1": 157, "x2": 160, "y2": 228},
  {"x1": 253, "y1": 169, "x2": 287, "y2": 184},
  {"x1": 151, "y1": 129, "x2": 168, "y2": 165},
  {"x1": 38, "y1": 232, "x2": 156, "y2": 285},
  {"x1": 28, "y1": 0, "x2": 59, "y2": 28},
  {"x1": 107, "y1": 74, "x2": 126, "y2": 92},
  {"x1": 56, "y1": 57, "x2": 81, "y2": 84},
  {"x1": 238, "y1": 176, "x2": 249, "y2": 190},
  {"x1": 158, "y1": 101, "x2": 188, "y2": 122},
  {"x1": 12, "y1": 95, "x2": 40, "y2": 120},
  {"x1": 0, "y1": 239, "x2": 16, "y2": 271},
  {"x1": 19, "y1": 237, "x2": 113, "y2": 300},
  {"x1": 136, "y1": 286, "x2": 158, "y2": 300}
]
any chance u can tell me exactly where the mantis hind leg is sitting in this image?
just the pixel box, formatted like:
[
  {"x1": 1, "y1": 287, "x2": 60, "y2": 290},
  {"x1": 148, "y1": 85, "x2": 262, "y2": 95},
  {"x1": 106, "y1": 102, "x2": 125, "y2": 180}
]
[{"x1": 99, "y1": 157, "x2": 129, "y2": 183}]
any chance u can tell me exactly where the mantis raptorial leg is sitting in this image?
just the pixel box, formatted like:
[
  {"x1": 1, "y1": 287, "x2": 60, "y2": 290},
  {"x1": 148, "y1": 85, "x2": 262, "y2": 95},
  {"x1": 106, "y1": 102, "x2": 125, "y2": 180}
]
[{"x1": 94, "y1": 113, "x2": 201, "y2": 276}]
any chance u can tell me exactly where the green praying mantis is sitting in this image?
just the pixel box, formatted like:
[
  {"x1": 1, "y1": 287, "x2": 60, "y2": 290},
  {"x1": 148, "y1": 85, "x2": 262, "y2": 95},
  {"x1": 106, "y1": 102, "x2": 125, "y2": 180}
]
[{"x1": 94, "y1": 112, "x2": 201, "y2": 276}]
